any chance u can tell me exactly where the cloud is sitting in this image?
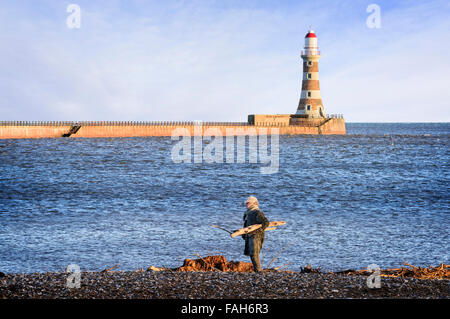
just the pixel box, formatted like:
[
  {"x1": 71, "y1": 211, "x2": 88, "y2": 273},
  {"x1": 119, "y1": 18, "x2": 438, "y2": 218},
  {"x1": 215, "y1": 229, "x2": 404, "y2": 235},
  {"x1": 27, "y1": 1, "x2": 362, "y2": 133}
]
[{"x1": 0, "y1": 0, "x2": 448, "y2": 122}]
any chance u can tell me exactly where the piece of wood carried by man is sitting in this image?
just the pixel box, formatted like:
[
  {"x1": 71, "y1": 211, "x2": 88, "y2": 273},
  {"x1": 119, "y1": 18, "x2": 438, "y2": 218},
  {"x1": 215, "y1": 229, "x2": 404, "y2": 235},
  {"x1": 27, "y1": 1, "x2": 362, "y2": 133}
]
[{"x1": 230, "y1": 221, "x2": 286, "y2": 238}]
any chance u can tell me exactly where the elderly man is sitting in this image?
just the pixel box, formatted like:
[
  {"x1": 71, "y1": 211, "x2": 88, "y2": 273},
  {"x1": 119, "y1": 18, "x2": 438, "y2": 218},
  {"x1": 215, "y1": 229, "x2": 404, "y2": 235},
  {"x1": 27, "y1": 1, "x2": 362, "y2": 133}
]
[{"x1": 243, "y1": 196, "x2": 269, "y2": 272}]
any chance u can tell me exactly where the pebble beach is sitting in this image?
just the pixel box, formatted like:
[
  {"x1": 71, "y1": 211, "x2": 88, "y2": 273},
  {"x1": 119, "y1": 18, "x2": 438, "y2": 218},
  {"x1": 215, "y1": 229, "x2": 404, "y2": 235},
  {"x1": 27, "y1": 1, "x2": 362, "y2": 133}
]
[{"x1": 1, "y1": 270, "x2": 448, "y2": 299}]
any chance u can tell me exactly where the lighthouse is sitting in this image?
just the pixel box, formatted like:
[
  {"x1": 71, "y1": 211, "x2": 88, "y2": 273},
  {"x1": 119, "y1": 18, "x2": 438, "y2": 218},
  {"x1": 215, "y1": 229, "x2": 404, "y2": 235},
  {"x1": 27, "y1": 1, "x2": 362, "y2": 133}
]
[
  {"x1": 246, "y1": 28, "x2": 345, "y2": 133},
  {"x1": 296, "y1": 29, "x2": 325, "y2": 118}
]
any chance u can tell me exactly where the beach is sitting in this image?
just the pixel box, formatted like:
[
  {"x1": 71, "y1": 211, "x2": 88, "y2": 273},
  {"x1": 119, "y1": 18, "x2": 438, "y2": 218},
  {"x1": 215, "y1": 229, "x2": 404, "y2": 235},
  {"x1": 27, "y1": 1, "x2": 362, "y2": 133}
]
[
  {"x1": 1, "y1": 258, "x2": 448, "y2": 299},
  {"x1": 1, "y1": 271, "x2": 449, "y2": 299}
]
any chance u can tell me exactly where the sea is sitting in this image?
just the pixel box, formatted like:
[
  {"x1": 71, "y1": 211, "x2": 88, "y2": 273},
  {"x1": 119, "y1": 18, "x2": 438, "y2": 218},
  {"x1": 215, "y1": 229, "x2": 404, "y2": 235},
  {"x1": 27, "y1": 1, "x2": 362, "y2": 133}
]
[{"x1": 0, "y1": 123, "x2": 448, "y2": 273}]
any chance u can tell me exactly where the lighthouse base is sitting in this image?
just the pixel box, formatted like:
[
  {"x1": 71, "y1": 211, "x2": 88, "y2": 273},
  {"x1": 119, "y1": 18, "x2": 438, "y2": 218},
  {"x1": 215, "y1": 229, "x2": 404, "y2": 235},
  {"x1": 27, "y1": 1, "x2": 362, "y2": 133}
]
[{"x1": 247, "y1": 114, "x2": 345, "y2": 134}]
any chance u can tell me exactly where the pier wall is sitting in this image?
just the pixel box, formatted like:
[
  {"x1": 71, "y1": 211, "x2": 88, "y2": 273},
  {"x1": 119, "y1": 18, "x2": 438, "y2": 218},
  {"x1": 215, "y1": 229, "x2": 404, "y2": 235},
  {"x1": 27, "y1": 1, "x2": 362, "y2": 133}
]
[
  {"x1": 0, "y1": 118, "x2": 345, "y2": 139},
  {"x1": 319, "y1": 118, "x2": 346, "y2": 135},
  {"x1": 74, "y1": 124, "x2": 321, "y2": 138},
  {"x1": 0, "y1": 125, "x2": 72, "y2": 139}
]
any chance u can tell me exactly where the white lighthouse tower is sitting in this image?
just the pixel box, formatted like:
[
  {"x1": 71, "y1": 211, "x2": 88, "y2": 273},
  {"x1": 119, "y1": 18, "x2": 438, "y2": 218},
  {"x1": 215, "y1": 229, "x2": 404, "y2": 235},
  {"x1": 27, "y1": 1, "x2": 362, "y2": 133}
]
[{"x1": 296, "y1": 29, "x2": 325, "y2": 118}]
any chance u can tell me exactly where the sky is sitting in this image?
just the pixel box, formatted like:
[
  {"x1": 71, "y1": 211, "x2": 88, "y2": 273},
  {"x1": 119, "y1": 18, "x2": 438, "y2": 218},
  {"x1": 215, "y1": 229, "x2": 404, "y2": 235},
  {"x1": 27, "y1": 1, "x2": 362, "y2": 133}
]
[{"x1": 0, "y1": 0, "x2": 449, "y2": 122}]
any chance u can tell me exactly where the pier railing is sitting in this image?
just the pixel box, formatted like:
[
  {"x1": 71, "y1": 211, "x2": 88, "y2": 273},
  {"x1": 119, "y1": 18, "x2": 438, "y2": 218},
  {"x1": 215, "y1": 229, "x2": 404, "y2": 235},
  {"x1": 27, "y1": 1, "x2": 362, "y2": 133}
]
[
  {"x1": 0, "y1": 115, "x2": 343, "y2": 127},
  {"x1": 0, "y1": 121, "x2": 250, "y2": 126}
]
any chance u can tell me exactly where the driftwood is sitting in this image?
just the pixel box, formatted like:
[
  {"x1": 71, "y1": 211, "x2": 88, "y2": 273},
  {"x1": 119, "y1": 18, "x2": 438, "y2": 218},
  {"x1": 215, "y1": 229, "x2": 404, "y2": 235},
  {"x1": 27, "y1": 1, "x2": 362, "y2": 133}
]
[
  {"x1": 300, "y1": 264, "x2": 321, "y2": 274},
  {"x1": 193, "y1": 253, "x2": 223, "y2": 272},
  {"x1": 231, "y1": 221, "x2": 286, "y2": 238},
  {"x1": 173, "y1": 255, "x2": 255, "y2": 272},
  {"x1": 266, "y1": 240, "x2": 296, "y2": 269},
  {"x1": 273, "y1": 262, "x2": 292, "y2": 271},
  {"x1": 100, "y1": 264, "x2": 120, "y2": 273},
  {"x1": 335, "y1": 263, "x2": 449, "y2": 280},
  {"x1": 146, "y1": 266, "x2": 165, "y2": 272},
  {"x1": 211, "y1": 223, "x2": 282, "y2": 237},
  {"x1": 210, "y1": 224, "x2": 233, "y2": 234}
]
